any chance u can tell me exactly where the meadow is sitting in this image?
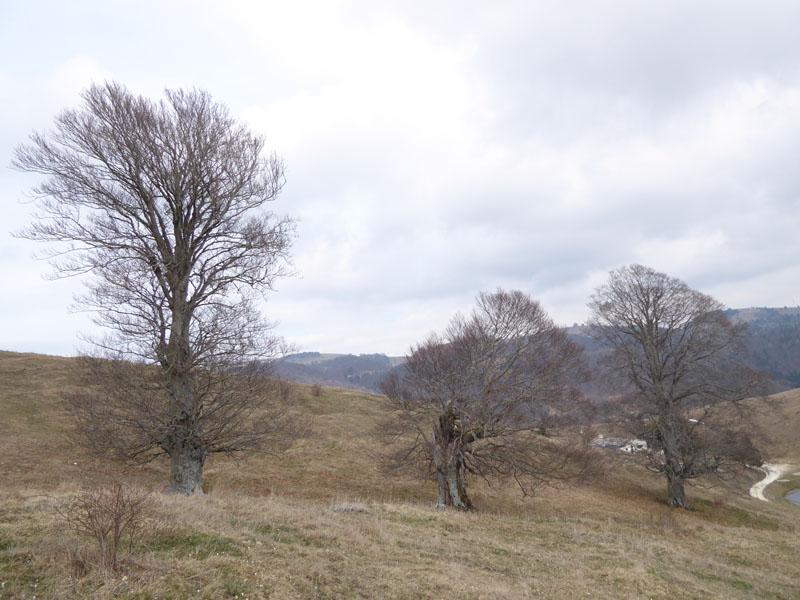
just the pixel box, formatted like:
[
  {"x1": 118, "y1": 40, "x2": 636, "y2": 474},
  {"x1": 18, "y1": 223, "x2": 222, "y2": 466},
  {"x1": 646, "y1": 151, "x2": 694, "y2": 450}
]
[{"x1": 1, "y1": 350, "x2": 799, "y2": 599}]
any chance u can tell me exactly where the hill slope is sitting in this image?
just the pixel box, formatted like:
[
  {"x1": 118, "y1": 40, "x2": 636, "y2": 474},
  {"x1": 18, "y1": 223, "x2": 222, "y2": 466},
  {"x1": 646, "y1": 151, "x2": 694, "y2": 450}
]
[
  {"x1": 1, "y1": 351, "x2": 799, "y2": 599},
  {"x1": 725, "y1": 307, "x2": 800, "y2": 387},
  {"x1": 275, "y1": 352, "x2": 400, "y2": 393}
]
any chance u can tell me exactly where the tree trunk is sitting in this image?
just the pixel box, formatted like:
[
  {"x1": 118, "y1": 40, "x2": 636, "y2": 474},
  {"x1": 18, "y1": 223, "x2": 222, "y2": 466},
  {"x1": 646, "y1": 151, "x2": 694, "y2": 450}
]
[
  {"x1": 433, "y1": 414, "x2": 472, "y2": 510},
  {"x1": 163, "y1": 301, "x2": 204, "y2": 496},
  {"x1": 166, "y1": 443, "x2": 206, "y2": 495},
  {"x1": 665, "y1": 468, "x2": 689, "y2": 509},
  {"x1": 660, "y1": 419, "x2": 691, "y2": 509}
]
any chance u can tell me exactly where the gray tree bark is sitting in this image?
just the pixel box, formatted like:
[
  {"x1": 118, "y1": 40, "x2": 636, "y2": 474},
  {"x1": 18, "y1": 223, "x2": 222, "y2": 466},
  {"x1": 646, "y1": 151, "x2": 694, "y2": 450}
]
[
  {"x1": 432, "y1": 414, "x2": 472, "y2": 510},
  {"x1": 166, "y1": 443, "x2": 206, "y2": 495},
  {"x1": 665, "y1": 457, "x2": 689, "y2": 508},
  {"x1": 666, "y1": 472, "x2": 688, "y2": 508}
]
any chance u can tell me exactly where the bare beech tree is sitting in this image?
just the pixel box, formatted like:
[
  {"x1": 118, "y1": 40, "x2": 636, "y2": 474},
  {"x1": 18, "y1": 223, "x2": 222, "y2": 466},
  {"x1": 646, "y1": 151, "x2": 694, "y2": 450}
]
[
  {"x1": 381, "y1": 289, "x2": 597, "y2": 510},
  {"x1": 588, "y1": 265, "x2": 765, "y2": 509},
  {"x1": 13, "y1": 82, "x2": 300, "y2": 494}
]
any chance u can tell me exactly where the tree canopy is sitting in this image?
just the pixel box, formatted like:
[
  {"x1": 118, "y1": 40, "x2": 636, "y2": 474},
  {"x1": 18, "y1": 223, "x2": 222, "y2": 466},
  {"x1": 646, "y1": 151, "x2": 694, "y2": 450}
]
[
  {"x1": 14, "y1": 82, "x2": 299, "y2": 494},
  {"x1": 588, "y1": 264, "x2": 765, "y2": 508},
  {"x1": 382, "y1": 289, "x2": 596, "y2": 509}
]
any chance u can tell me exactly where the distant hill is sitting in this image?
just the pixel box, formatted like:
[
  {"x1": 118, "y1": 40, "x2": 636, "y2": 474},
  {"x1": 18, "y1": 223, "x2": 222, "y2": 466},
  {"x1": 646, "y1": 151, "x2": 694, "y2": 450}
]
[
  {"x1": 569, "y1": 306, "x2": 800, "y2": 392},
  {"x1": 725, "y1": 307, "x2": 800, "y2": 388},
  {"x1": 275, "y1": 352, "x2": 404, "y2": 393},
  {"x1": 278, "y1": 307, "x2": 800, "y2": 393}
]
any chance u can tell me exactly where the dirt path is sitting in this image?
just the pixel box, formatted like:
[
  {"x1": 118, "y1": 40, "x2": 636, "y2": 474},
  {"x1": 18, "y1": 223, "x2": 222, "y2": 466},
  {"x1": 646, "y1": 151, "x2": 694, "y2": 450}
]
[{"x1": 750, "y1": 462, "x2": 791, "y2": 501}]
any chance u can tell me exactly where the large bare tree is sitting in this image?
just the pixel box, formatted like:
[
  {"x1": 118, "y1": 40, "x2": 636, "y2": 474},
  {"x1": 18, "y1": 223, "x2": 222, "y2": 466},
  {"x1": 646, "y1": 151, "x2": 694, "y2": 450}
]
[
  {"x1": 588, "y1": 264, "x2": 764, "y2": 509},
  {"x1": 13, "y1": 82, "x2": 299, "y2": 494},
  {"x1": 381, "y1": 289, "x2": 596, "y2": 510}
]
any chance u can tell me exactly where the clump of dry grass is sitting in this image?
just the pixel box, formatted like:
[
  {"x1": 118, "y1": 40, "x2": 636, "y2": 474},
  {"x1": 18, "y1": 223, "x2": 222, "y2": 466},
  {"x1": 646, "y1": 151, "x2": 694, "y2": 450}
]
[
  {"x1": 330, "y1": 498, "x2": 371, "y2": 514},
  {"x1": 1, "y1": 351, "x2": 800, "y2": 599}
]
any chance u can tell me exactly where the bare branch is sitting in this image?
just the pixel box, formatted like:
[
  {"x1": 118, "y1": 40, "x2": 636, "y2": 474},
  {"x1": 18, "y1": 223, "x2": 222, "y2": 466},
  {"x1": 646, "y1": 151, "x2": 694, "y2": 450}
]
[
  {"x1": 381, "y1": 289, "x2": 599, "y2": 510},
  {"x1": 588, "y1": 264, "x2": 768, "y2": 509},
  {"x1": 14, "y1": 82, "x2": 301, "y2": 494}
]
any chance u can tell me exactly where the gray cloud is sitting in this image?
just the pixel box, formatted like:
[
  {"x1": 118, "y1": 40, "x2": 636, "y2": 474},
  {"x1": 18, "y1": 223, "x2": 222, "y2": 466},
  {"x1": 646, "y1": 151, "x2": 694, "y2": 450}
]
[{"x1": 3, "y1": 0, "x2": 800, "y2": 356}]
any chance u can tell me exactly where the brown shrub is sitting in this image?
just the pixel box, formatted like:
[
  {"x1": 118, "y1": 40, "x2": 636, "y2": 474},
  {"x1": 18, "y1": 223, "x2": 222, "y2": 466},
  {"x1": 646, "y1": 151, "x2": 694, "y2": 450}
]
[{"x1": 58, "y1": 481, "x2": 152, "y2": 570}]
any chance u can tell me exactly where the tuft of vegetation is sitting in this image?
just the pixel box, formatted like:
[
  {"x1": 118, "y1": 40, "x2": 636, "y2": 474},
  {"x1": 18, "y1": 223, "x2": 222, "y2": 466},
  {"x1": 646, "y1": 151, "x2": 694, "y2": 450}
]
[{"x1": 146, "y1": 530, "x2": 242, "y2": 559}]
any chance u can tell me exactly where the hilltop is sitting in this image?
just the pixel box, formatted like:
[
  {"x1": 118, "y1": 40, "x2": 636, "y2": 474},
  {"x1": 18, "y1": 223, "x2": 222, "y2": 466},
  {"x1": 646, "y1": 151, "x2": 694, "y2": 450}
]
[{"x1": 0, "y1": 350, "x2": 799, "y2": 599}]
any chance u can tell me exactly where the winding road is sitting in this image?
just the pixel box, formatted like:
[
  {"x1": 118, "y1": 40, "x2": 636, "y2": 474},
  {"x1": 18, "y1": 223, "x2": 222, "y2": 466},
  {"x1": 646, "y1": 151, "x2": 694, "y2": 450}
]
[{"x1": 749, "y1": 462, "x2": 790, "y2": 501}]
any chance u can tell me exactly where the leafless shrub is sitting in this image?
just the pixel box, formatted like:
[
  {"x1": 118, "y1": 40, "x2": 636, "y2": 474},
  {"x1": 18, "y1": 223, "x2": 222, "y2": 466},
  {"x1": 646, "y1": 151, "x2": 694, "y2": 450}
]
[
  {"x1": 58, "y1": 481, "x2": 152, "y2": 571},
  {"x1": 311, "y1": 383, "x2": 323, "y2": 398}
]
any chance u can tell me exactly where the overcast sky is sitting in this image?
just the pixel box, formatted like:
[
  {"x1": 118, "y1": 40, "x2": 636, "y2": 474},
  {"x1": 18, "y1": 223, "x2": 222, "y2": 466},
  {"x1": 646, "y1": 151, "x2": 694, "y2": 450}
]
[{"x1": 2, "y1": 0, "x2": 800, "y2": 357}]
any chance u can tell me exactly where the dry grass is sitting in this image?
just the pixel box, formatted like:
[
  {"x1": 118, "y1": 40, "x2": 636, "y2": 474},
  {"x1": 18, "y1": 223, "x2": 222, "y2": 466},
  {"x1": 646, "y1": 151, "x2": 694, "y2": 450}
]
[
  {"x1": 746, "y1": 388, "x2": 800, "y2": 461},
  {"x1": 1, "y1": 350, "x2": 799, "y2": 599}
]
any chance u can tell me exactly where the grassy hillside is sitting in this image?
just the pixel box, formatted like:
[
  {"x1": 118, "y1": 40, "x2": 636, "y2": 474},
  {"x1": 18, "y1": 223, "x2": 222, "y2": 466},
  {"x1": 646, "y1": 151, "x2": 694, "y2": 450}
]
[
  {"x1": 746, "y1": 387, "x2": 800, "y2": 461},
  {"x1": 1, "y1": 351, "x2": 799, "y2": 599}
]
